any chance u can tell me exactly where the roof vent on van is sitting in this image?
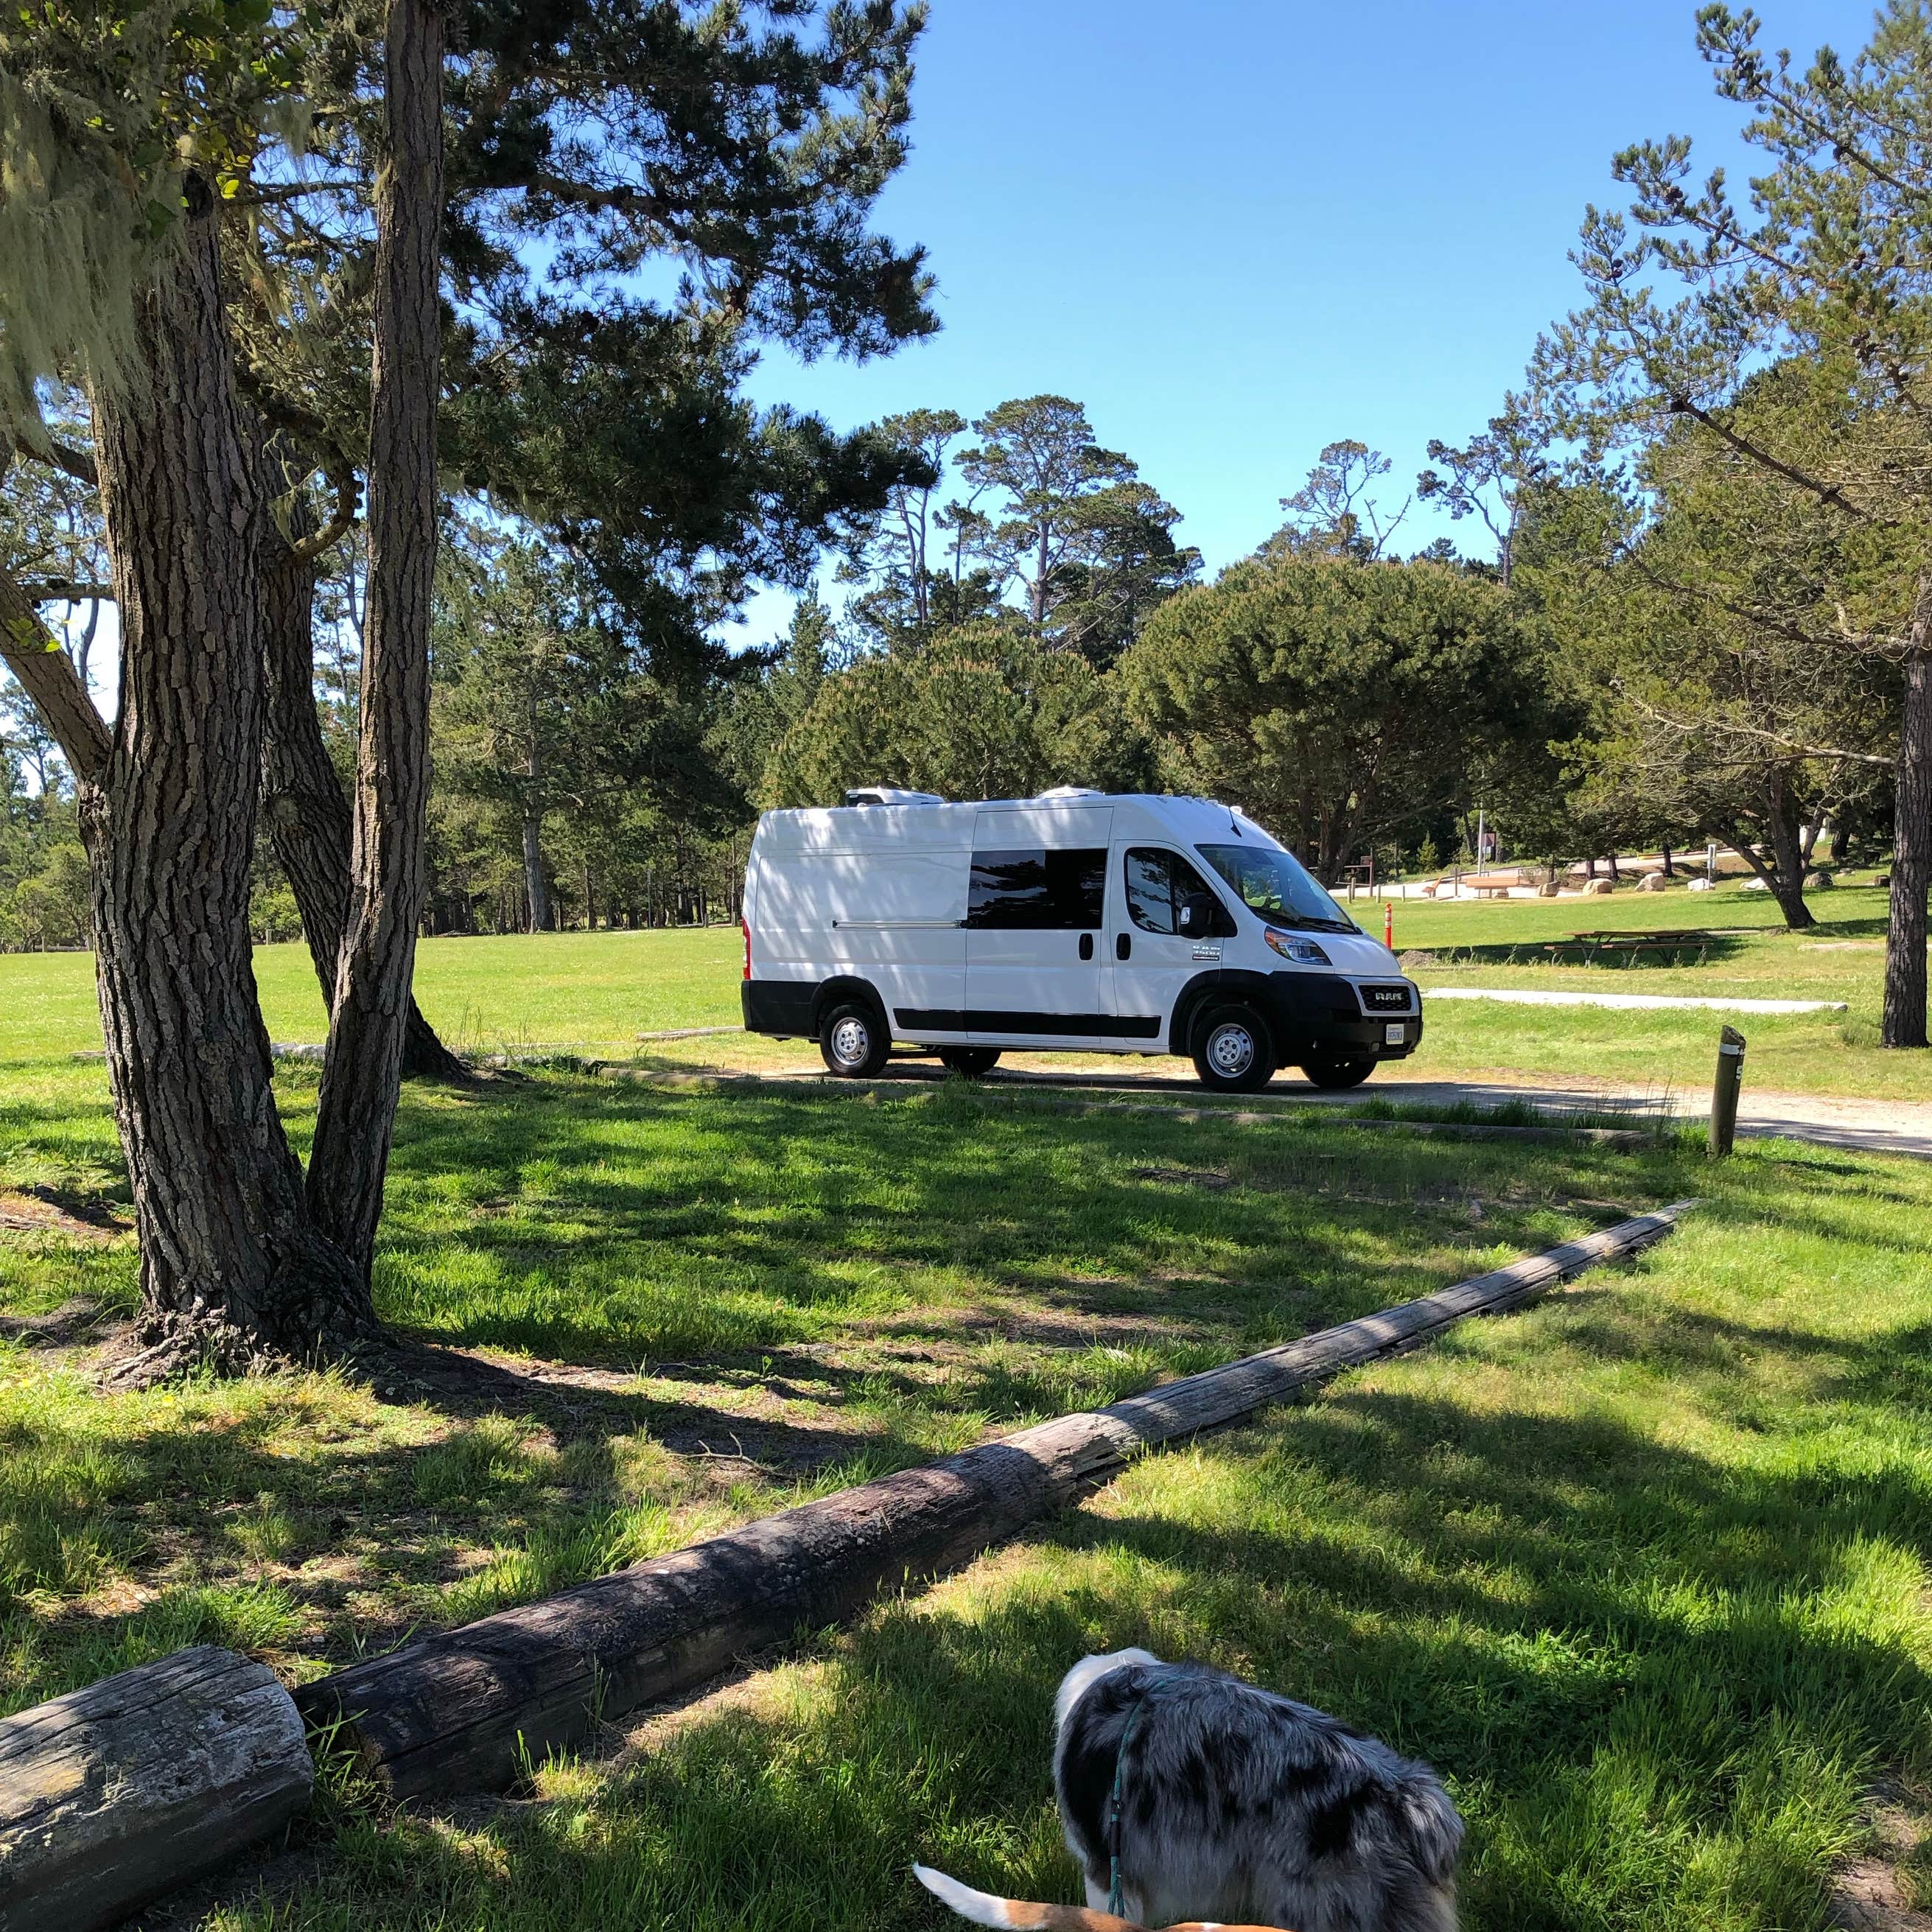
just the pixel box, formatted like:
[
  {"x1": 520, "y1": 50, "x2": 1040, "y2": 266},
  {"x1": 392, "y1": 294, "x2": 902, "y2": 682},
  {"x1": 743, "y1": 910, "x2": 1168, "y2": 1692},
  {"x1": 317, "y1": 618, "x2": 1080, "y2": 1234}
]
[
  {"x1": 1034, "y1": 785, "x2": 1105, "y2": 799},
  {"x1": 843, "y1": 787, "x2": 946, "y2": 807}
]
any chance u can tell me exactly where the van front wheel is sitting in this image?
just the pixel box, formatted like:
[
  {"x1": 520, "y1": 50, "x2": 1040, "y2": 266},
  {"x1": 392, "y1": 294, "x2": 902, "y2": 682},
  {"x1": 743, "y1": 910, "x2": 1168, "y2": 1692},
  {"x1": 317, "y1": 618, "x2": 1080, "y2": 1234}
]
[
  {"x1": 819, "y1": 1000, "x2": 891, "y2": 1079},
  {"x1": 1191, "y1": 1005, "x2": 1275, "y2": 1093},
  {"x1": 937, "y1": 1047, "x2": 1001, "y2": 1077}
]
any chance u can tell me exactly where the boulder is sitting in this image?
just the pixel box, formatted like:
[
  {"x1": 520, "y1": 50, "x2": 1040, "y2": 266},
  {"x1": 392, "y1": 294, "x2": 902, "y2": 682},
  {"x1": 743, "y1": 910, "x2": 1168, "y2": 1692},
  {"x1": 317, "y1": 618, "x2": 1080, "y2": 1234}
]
[
  {"x1": 1685, "y1": 876, "x2": 1715, "y2": 892},
  {"x1": 1741, "y1": 877, "x2": 1769, "y2": 892},
  {"x1": 1536, "y1": 882, "x2": 1560, "y2": 897},
  {"x1": 1583, "y1": 877, "x2": 1614, "y2": 895},
  {"x1": 1804, "y1": 870, "x2": 1834, "y2": 890},
  {"x1": 1636, "y1": 872, "x2": 1667, "y2": 892}
]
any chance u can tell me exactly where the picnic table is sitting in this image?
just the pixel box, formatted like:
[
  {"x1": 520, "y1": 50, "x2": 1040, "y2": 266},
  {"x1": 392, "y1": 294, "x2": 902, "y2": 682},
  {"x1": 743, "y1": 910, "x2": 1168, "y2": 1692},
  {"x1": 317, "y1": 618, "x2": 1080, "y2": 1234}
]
[{"x1": 1547, "y1": 928, "x2": 1721, "y2": 966}]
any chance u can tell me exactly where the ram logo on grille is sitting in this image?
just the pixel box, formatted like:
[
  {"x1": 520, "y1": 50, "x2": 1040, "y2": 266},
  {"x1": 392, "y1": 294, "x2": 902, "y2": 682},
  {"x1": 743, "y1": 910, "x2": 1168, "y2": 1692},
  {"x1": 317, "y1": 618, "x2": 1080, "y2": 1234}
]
[{"x1": 1364, "y1": 984, "x2": 1411, "y2": 1011}]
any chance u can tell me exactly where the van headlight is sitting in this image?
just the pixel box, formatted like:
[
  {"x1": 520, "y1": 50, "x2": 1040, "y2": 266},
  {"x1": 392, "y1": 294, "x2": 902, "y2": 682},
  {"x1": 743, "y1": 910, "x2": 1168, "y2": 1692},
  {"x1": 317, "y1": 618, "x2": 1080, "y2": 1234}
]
[{"x1": 1264, "y1": 929, "x2": 1330, "y2": 964}]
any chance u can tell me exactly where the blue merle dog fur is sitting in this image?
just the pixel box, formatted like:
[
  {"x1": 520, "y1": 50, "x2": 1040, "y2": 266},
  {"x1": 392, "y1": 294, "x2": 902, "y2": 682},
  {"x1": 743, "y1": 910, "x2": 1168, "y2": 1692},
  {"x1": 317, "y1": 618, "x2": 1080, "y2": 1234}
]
[{"x1": 1052, "y1": 1650, "x2": 1462, "y2": 1932}]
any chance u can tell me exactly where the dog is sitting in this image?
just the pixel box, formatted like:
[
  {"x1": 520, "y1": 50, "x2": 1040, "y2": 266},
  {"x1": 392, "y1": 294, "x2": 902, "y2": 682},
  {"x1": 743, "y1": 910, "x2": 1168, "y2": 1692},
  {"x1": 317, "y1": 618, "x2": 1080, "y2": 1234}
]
[
  {"x1": 913, "y1": 1861, "x2": 1295, "y2": 1930},
  {"x1": 917, "y1": 1648, "x2": 1460, "y2": 1932}
]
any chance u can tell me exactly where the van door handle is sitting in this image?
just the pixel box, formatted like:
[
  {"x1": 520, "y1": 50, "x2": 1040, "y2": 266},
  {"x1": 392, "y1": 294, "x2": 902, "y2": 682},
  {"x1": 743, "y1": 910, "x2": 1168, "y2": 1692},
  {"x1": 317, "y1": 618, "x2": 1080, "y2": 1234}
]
[
  {"x1": 1116, "y1": 933, "x2": 1131, "y2": 961},
  {"x1": 1079, "y1": 932, "x2": 1093, "y2": 962}
]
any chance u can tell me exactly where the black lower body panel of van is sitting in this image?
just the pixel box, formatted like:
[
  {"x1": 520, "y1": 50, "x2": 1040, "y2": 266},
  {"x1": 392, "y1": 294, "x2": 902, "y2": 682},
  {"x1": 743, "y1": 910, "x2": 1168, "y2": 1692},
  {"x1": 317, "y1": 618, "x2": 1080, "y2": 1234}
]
[
  {"x1": 1256, "y1": 971, "x2": 1422, "y2": 1065},
  {"x1": 742, "y1": 979, "x2": 817, "y2": 1036}
]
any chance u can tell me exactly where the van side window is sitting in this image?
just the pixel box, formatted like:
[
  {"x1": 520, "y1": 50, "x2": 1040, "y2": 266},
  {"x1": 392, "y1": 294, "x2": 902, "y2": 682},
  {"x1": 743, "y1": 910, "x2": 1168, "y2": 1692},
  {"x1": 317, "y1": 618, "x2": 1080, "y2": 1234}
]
[
  {"x1": 968, "y1": 848, "x2": 1107, "y2": 928},
  {"x1": 1125, "y1": 848, "x2": 1234, "y2": 936}
]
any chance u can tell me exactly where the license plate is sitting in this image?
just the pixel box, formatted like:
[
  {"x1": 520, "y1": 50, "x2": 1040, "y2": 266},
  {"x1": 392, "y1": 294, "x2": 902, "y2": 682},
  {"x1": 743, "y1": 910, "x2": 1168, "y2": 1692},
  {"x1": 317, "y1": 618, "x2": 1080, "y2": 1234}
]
[{"x1": 1384, "y1": 1023, "x2": 1407, "y2": 1045}]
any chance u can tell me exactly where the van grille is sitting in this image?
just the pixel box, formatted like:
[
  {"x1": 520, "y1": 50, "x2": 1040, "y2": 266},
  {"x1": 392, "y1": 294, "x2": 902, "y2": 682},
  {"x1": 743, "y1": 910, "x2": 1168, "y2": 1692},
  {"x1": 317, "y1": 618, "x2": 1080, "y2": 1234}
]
[{"x1": 1359, "y1": 983, "x2": 1414, "y2": 1012}]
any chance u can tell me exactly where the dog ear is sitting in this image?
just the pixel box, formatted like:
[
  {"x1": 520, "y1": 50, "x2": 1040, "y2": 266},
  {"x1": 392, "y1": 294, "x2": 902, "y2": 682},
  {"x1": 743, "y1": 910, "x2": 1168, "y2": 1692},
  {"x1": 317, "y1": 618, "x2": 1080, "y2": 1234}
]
[{"x1": 912, "y1": 1863, "x2": 1144, "y2": 1930}]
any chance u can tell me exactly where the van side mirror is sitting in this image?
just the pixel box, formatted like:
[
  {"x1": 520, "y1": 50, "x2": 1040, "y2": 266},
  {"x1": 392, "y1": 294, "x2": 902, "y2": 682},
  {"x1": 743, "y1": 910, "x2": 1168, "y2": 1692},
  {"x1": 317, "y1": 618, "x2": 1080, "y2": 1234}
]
[{"x1": 1180, "y1": 894, "x2": 1214, "y2": 933}]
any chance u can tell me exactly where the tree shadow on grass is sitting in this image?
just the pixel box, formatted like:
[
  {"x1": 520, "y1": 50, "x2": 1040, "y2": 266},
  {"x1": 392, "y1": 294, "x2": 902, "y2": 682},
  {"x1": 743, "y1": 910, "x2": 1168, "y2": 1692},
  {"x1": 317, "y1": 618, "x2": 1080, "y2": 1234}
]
[
  {"x1": 164, "y1": 1318, "x2": 1932, "y2": 1932},
  {"x1": 371, "y1": 1075, "x2": 1693, "y2": 1369},
  {"x1": 1415, "y1": 935, "x2": 1751, "y2": 970}
]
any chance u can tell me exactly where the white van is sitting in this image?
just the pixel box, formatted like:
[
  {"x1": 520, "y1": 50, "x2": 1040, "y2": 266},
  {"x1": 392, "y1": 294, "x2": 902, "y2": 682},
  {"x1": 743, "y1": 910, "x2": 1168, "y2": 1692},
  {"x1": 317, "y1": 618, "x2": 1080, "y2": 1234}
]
[{"x1": 738, "y1": 788, "x2": 1421, "y2": 1093}]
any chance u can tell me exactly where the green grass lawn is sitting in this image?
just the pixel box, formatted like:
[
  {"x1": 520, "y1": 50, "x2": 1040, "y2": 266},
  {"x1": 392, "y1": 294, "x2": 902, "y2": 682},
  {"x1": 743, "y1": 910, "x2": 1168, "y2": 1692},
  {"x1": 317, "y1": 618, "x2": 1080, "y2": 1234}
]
[
  {"x1": 234, "y1": 1138, "x2": 1932, "y2": 1932},
  {"x1": 1, "y1": 918, "x2": 1930, "y2": 1928},
  {"x1": 2, "y1": 875, "x2": 1922, "y2": 1105},
  {"x1": 1385, "y1": 877, "x2": 1924, "y2": 1101},
  {"x1": 0, "y1": 926, "x2": 746, "y2": 1063}
]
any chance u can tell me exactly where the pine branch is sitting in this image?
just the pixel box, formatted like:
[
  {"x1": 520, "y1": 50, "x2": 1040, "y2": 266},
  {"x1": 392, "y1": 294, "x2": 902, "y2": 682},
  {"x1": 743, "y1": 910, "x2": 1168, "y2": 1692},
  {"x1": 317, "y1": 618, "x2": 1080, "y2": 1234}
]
[
  {"x1": 279, "y1": 461, "x2": 360, "y2": 571},
  {"x1": 1621, "y1": 687, "x2": 1891, "y2": 766},
  {"x1": 20, "y1": 581, "x2": 114, "y2": 603},
  {"x1": 1618, "y1": 548, "x2": 1903, "y2": 658},
  {"x1": 1664, "y1": 396, "x2": 1873, "y2": 519},
  {"x1": 0, "y1": 565, "x2": 113, "y2": 783},
  {"x1": 12, "y1": 433, "x2": 98, "y2": 490}
]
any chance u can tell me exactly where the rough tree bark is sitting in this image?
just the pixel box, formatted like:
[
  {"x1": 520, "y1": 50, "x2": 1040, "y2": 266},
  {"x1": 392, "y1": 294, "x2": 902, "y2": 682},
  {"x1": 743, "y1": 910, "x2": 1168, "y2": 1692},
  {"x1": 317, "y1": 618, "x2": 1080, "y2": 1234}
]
[
  {"x1": 1883, "y1": 587, "x2": 1931, "y2": 1049},
  {"x1": 1761, "y1": 772, "x2": 1817, "y2": 931},
  {"x1": 304, "y1": 0, "x2": 448, "y2": 1281},
  {"x1": 85, "y1": 178, "x2": 372, "y2": 1359},
  {"x1": 260, "y1": 480, "x2": 466, "y2": 1081},
  {"x1": 522, "y1": 807, "x2": 553, "y2": 931}
]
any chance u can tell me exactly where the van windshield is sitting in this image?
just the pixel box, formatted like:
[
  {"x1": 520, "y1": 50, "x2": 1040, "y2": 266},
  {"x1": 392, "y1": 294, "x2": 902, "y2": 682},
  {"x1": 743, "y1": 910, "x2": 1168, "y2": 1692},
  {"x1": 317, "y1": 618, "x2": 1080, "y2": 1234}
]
[{"x1": 1196, "y1": 843, "x2": 1357, "y2": 934}]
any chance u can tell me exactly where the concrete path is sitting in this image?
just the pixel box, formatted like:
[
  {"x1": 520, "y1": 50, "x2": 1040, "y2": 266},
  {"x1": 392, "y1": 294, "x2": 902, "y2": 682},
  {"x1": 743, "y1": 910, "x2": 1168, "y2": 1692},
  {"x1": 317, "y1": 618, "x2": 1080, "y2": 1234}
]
[
  {"x1": 1365, "y1": 1071, "x2": 1930, "y2": 1161},
  {"x1": 1427, "y1": 987, "x2": 1848, "y2": 1015}
]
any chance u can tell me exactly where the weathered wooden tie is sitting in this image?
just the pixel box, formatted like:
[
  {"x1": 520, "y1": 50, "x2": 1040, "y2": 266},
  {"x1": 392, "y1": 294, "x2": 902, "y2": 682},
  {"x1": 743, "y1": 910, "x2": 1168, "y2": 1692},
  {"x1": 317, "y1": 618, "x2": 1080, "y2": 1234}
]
[
  {"x1": 297, "y1": 1203, "x2": 1693, "y2": 1801},
  {"x1": 0, "y1": 1645, "x2": 312, "y2": 1932}
]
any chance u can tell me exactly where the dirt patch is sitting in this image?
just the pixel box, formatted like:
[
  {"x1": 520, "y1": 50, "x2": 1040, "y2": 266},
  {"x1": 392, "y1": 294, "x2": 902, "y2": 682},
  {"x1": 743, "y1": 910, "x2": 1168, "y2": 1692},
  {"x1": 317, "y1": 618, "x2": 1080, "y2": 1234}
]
[
  {"x1": 1132, "y1": 1165, "x2": 1236, "y2": 1191},
  {"x1": 1832, "y1": 1786, "x2": 1932, "y2": 1931},
  {"x1": 0, "y1": 1295, "x2": 113, "y2": 1348},
  {"x1": 0, "y1": 1186, "x2": 129, "y2": 1240}
]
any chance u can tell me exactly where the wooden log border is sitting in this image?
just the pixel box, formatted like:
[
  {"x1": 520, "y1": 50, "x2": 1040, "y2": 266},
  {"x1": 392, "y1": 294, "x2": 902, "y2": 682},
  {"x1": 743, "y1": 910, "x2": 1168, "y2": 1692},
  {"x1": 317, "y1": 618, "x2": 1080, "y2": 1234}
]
[
  {"x1": 297, "y1": 1203, "x2": 1694, "y2": 1801},
  {"x1": 0, "y1": 1645, "x2": 312, "y2": 1932}
]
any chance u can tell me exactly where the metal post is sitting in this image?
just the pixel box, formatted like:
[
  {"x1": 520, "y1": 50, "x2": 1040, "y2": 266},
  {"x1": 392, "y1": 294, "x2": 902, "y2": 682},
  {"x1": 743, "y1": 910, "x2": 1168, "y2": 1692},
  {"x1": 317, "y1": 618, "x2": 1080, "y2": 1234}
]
[{"x1": 1709, "y1": 1025, "x2": 1746, "y2": 1158}]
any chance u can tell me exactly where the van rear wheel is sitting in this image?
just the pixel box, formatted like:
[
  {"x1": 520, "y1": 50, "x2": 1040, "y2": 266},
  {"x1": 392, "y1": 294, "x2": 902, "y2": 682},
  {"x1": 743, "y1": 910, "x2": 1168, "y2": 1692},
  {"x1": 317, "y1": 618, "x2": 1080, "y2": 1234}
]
[
  {"x1": 937, "y1": 1047, "x2": 1001, "y2": 1077},
  {"x1": 819, "y1": 1000, "x2": 891, "y2": 1079},
  {"x1": 1301, "y1": 1058, "x2": 1375, "y2": 1090},
  {"x1": 1191, "y1": 1004, "x2": 1275, "y2": 1093}
]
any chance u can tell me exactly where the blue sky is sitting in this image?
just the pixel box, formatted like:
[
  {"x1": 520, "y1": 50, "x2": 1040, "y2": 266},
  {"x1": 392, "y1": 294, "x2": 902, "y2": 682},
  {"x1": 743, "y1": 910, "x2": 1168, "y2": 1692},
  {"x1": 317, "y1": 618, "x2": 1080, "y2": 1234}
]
[{"x1": 732, "y1": 0, "x2": 1877, "y2": 645}]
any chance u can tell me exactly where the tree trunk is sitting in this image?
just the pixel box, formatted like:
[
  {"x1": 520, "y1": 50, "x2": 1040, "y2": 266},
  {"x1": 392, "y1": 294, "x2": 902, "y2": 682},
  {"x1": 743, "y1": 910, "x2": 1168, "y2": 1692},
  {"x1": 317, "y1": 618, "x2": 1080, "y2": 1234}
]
[
  {"x1": 522, "y1": 811, "x2": 551, "y2": 930},
  {"x1": 87, "y1": 180, "x2": 370, "y2": 1356},
  {"x1": 259, "y1": 483, "x2": 463, "y2": 1081},
  {"x1": 1764, "y1": 775, "x2": 1816, "y2": 931},
  {"x1": 1883, "y1": 619, "x2": 1931, "y2": 1049},
  {"x1": 305, "y1": 0, "x2": 447, "y2": 1284},
  {"x1": 1660, "y1": 842, "x2": 1674, "y2": 879}
]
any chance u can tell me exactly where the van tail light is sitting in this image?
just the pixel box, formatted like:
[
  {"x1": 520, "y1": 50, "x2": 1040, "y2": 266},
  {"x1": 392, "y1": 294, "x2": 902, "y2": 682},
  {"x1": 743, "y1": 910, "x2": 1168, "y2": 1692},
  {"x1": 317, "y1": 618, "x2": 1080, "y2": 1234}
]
[{"x1": 741, "y1": 917, "x2": 752, "y2": 981}]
